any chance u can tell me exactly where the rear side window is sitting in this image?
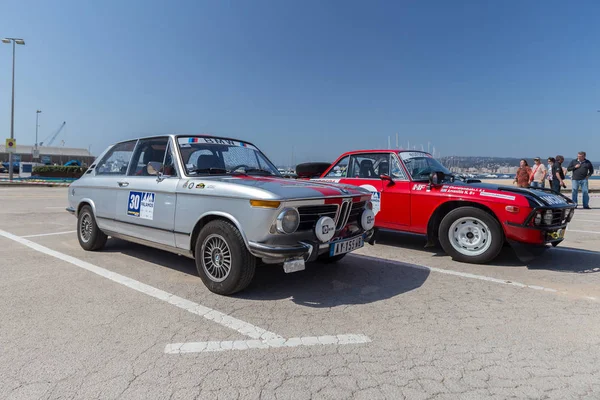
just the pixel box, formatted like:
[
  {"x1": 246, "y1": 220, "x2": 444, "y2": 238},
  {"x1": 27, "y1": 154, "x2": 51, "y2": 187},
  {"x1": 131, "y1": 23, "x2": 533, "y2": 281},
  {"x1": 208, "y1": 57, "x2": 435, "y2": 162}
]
[
  {"x1": 95, "y1": 141, "x2": 137, "y2": 175},
  {"x1": 326, "y1": 156, "x2": 349, "y2": 177}
]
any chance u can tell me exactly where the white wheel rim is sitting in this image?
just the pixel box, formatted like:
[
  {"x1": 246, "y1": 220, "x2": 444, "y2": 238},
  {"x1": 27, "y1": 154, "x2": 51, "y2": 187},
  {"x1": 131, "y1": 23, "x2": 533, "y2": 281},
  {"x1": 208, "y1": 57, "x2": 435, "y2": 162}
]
[
  {"x1": 201, "y1": 234, "x2": 232, "y2": 282},
  {"x1": 448, "y1": 216, "x2": 492, "y2": 257}
]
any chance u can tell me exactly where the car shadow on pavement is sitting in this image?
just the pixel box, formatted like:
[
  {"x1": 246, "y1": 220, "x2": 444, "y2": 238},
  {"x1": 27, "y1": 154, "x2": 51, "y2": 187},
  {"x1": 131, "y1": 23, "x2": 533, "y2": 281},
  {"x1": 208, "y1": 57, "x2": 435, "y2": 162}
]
[
  {"x1": 237, "y1": 254, "x2": 430, "y2": 308},
  {"x1": 525, "y1": 247, "x2": 600, "y2": 273},
  {"x1": 374, "y1": 230, "x2": 524, "y2": 266},
  {"x1": 101, "y1": 238, "x2": 430, "y2": 306},
  {"x1": 103, "y1": 238, "x2": 198, "y2": 275}
]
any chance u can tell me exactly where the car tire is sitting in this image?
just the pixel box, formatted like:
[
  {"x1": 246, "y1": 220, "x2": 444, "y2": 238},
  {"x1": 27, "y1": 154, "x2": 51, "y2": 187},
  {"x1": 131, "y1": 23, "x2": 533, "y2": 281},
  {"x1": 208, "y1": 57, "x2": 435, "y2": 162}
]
[
  {"x1": 318, "y1": 254, "x2": 347, "y2": 264},
  {"x1": 77, "y1": 205, "x2": 107, "y2": 251},
  {"x1": 194, "y1": 220, "x2": 256, "y2": 295},
  {"x1": 438, "y1": 206, "x2": 503, "y2": 264}
]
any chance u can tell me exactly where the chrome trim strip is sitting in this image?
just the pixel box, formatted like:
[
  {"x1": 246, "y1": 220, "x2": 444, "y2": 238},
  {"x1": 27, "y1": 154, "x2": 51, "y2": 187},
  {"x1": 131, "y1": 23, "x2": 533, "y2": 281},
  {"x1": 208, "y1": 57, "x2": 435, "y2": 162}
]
[{"x1": 103, "y1": 230, "x2": 194, "y2": 259}]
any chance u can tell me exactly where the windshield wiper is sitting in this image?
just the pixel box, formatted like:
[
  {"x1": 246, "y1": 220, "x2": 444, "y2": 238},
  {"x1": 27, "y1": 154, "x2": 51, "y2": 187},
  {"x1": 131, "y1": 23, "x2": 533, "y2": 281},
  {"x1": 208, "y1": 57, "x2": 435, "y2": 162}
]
[
  {"x1": 232, "y1": 168, "x2": 275, "y2": 176},
  {"x1": 190, "y1": 167, "x2": 228, "y2": 175}
]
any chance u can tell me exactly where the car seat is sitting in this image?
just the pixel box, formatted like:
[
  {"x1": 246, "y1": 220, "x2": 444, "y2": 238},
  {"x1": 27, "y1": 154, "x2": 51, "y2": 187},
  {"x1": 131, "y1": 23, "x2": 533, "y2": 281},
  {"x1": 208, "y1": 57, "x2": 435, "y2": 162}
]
[
  {"x1": 359, "y1": 160, "x2": 376, "y2": 178},
  {"x1": 195, "y1": 154, "x2": 224, "y2": 171},
  {"x1": 379, "y1": 161, "x2": 389, "y2": 176}
]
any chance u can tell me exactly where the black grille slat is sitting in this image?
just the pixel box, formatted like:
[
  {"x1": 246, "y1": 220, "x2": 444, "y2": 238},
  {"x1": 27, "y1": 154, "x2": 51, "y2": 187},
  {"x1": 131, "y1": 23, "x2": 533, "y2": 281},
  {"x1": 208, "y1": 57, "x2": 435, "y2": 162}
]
[
  {"x1": 297, "y1": 205, "x2": 338, "y2": 231},
  {"x1": 347, "y1": 201, "x2": 366, "y2": 224},
  {"x1": 336, "y1": 202, "x2": 351, "y2": 230}
]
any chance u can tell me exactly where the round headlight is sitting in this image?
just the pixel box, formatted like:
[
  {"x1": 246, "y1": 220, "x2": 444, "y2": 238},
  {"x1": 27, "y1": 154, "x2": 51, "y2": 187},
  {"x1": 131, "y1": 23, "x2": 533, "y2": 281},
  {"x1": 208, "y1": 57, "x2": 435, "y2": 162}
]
[
  {"x1": 543, "y1": 210, "x2": 553, "y2": 225},
  {"x1": 276, "y1": 208, "x2": 300, "y2": 234},
  {"x1": 534, "y1": 212, "x2": 542, "y2": 225}
]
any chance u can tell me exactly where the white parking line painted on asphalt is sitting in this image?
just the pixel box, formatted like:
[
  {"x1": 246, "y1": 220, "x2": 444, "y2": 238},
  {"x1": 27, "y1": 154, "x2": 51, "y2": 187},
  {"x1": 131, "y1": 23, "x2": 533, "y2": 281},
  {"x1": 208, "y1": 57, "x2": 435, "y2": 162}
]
[
  {"x1": 0, "y1": 228, "x2": 373, "y2": 353},
  {"x1": 566, "y1": 228, "x2": 600, "y2": 235},
  {"x1": 165, "y1": 334, "x2": 372, "y2": 354},
  {"x1": 571, "y1": 219, "x2": 600, "y2": 223},
  {"x1": 21, "y1": 230, "x2": 76, "y2": 238},
  {"x1": 350, "y1": 254, "x2": 558, "y2": 291},
  {"x1": 0, "y1": 228, "x2": 282, "y2": 341}
]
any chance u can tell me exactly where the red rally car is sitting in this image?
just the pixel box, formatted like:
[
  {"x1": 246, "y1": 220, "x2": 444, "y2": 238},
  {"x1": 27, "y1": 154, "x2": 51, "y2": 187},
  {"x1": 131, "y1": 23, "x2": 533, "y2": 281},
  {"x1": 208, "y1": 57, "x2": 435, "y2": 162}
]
[{"x1": 296, "y1": 150, "x2": 576, "y2": 264}]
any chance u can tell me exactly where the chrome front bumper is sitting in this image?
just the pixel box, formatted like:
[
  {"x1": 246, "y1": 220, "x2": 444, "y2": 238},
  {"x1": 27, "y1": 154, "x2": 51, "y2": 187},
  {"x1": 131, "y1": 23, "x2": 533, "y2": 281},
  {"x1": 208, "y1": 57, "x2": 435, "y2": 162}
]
[{"x1": 248, "y1": 229, "x2": 375, "y2": 263}]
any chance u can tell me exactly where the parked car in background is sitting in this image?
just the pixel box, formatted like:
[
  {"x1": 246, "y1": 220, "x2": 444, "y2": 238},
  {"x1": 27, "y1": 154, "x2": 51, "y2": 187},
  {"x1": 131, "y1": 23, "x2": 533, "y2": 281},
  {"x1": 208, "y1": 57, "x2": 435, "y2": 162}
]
[
  {"x1": 67, "y1": 135, "x2": 375, "y2": 295},
  {"x1": 301, "y1": 150, "x2": 576, "y2": 264},
  {"x1": 1, "y1": 162, "x2": 19, "y2": 173}
]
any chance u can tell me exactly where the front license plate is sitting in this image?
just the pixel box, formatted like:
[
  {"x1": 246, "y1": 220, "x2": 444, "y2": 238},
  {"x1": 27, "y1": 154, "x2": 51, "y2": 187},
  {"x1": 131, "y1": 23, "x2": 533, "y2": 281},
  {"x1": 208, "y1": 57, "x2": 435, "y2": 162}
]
[
  {"x1": 548, "y1": 229, "x2": 565, "y2": 240},
  {"x1": 330, "y1": 236, "x2": 364, "y2": 256}
]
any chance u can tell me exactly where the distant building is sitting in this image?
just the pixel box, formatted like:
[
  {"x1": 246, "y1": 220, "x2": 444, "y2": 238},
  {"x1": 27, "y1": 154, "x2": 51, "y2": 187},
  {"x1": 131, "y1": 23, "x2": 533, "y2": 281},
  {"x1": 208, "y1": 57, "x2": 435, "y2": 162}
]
[{"x1": 0, "y1": 144, "x2": 95, "y2": 166}]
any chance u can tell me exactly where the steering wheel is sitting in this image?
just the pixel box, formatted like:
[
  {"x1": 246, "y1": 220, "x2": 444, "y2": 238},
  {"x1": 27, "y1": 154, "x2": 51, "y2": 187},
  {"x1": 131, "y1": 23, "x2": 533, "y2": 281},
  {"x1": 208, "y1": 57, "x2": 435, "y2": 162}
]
[{"x1": 231, "y1": 164, "x2": 252, "y2": 172}]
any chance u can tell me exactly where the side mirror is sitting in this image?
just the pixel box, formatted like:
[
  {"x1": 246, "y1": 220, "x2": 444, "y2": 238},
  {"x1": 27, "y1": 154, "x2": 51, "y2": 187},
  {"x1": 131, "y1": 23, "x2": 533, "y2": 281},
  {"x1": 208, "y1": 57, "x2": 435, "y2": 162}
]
[
  {"x1": 429, "y1": 171, "x2": 445, "y2": 186},
  {"x1": 147, "y1": 161, "x2": 166, "y2": 181},
  {"x1": 380, "y1": 174, "x2": 395, "y2": 185}
]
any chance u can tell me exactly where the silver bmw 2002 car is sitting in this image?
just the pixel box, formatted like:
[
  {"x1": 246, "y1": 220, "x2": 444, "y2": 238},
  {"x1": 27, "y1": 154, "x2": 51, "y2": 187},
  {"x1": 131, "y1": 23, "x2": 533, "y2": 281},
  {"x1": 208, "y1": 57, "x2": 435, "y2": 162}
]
[{"x1": 67, "y1": 135, "x2": 376, "y2": 295}]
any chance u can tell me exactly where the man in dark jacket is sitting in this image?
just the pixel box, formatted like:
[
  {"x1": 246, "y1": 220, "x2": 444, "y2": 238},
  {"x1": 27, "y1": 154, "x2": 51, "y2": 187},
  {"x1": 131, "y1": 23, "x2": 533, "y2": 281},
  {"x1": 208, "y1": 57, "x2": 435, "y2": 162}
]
[{"x1": 567, "y1": 151, "x2": 594, "y2": 209}]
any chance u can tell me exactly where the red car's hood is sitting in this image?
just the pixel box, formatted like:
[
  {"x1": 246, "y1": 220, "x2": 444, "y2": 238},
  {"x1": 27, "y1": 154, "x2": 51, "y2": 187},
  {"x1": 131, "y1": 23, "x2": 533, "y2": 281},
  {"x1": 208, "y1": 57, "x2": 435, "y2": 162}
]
[{"x1": 217, "y1": 175, "x2": 370, "y2": 200}]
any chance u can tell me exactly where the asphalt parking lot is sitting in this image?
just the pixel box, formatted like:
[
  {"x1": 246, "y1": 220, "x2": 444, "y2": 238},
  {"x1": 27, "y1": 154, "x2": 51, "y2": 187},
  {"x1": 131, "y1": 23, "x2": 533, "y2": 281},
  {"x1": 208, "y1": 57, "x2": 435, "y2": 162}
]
[{"x1": 1, "y1": 187, "x2": 600, "y2": 400}]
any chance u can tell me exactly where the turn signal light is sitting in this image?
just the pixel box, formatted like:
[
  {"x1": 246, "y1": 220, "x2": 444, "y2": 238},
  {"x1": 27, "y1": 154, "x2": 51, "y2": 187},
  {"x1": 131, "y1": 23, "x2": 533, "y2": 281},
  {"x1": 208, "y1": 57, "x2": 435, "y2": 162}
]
[
  {"x1": 250, "y1": 200, "x2": 281, "y2": 209},
  {"x1": 505, "y1": 206, "x2": 520, "y2": 213}
]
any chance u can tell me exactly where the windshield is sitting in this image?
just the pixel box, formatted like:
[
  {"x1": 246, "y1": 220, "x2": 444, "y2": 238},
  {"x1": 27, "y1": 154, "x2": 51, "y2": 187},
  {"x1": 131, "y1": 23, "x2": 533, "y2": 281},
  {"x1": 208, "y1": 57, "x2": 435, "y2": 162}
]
[
  {"x1": 400, "y1": 151, "x2": 452, "y2": 180},
  {"x1": 177, "y1": 136, "x2": 281, "y2": 177}
]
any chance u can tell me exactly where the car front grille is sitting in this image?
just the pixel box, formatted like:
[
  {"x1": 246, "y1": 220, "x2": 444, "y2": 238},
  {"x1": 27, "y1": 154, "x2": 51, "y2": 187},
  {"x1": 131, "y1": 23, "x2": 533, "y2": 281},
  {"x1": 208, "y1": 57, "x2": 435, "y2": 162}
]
[
  {"x1": 347, "y1": 201, "x2": 366, "y2": 225},
  {"x1": 297, "y1": 205, "x2": 338, "y2": 231},
  {"x1": 552, "y1": 209, "x2": 570, "y2": 225}
]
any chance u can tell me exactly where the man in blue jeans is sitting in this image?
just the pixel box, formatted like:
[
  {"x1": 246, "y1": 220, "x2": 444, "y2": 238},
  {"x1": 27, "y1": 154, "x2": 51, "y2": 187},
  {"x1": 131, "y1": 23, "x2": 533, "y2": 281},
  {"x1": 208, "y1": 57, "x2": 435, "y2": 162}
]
[{"x1": 567, "y1": 151, "x2": 594, "y2": 209}]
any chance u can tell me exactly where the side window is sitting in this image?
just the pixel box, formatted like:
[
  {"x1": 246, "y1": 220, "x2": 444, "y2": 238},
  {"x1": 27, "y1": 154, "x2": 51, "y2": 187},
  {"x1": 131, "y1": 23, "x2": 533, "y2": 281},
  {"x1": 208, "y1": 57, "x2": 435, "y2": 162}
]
[
  {"x1": 347, "y1": 153, "x2": 390, "y2": 179},
  {"x1": 95, "y1": 141, "x2": 136, "y2": 175},
  {"x1": 390, "y1": 154, "x2": 408, "y2": 180},
  {"x1": 326, "y1": 156, "x2": 349, "y2": 177},
  {"x1": 128, "y1": 137, "x2": 176, "y2": 177}
]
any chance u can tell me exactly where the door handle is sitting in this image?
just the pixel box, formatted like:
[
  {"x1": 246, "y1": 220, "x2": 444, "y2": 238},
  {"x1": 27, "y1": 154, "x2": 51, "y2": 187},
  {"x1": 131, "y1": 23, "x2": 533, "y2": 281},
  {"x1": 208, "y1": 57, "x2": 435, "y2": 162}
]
[{"x1": 117, "y1": 181, "x2": 129, "y2": 187}]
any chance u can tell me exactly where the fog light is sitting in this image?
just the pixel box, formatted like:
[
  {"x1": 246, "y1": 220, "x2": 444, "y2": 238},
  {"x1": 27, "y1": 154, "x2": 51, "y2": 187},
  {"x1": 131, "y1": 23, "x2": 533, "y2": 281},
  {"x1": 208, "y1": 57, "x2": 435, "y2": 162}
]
[
  {"x1": 276, "y1": 208, "x2": 300, "y2": 234},
  {"x1": 315, "y1": 216, "x2": 336, "y2": 242},
  {"x1": 361, "y1": 209, "x2": 375, "y2": 230},
  {"x1": 543, "y1": 210, "x2": 553, "y2": 225}
]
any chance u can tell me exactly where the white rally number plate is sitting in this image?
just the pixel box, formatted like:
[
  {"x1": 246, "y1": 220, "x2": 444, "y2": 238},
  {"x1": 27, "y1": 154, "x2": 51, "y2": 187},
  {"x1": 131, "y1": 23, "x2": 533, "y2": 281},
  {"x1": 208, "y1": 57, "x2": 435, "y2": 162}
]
[{"x1": 330, "y1": 236, "x2": 364, "y2": 256}]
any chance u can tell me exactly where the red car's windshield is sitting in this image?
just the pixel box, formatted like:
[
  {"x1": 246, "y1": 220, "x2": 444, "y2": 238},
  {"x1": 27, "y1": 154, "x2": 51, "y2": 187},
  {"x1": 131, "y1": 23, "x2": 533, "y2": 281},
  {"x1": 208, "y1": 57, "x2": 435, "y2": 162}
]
[{"x1": 400, "y1": 152, "x2": 452, "y2": 180}]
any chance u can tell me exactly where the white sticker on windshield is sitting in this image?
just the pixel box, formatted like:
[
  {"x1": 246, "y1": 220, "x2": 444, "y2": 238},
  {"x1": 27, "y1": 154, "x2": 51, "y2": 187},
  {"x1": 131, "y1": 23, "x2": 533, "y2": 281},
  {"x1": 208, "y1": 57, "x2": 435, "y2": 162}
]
[
  {"x1": 360, "y1": 184, "x2": 381, "y2": 215},
  {"x1": 179, "y1": 137, "x2": 256, "y2": 150},
  {"x1": 400, "y1": 151, "x2": 433, "y2": 161}
]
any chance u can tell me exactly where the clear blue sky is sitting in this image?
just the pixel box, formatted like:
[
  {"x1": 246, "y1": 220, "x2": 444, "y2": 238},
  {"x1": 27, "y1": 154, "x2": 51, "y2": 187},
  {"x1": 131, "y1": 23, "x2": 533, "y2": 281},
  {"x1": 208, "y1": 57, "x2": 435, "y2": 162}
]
[{"x1": 1, "y1": 0, "x2": 599, "y2": 165}]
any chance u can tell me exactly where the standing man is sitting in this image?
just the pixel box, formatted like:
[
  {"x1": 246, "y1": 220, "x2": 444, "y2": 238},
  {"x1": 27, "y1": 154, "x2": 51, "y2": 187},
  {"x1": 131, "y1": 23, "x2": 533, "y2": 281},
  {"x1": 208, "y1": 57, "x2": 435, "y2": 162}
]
[
  {"x1": 553, "y1": 155, "x2": 567, "y2": 193},
  {"x1": 529, "y1": 157, "x2": 547, "y2": 188},
  {"x1": 567, "y1": 151, "x2": 594, "y2": 209}
]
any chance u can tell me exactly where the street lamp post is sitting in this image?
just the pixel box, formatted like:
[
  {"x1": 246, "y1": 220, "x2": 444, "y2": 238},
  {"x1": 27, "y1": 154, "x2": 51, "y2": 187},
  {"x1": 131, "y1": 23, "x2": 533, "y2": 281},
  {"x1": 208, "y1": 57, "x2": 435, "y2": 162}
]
[
  {"x1": 2, "y1": 37, "x2": 25, "y2": 180},
  {"x1": 35, "y1": 109, "x2": 41, "y2": 160}
]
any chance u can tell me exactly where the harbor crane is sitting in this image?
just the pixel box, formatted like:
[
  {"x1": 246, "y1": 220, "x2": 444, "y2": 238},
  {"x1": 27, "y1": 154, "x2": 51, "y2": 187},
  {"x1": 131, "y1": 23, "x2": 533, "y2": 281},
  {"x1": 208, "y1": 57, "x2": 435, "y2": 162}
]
[{"x1": 39, "y1": 121, "x2": 66, "y2": 147}]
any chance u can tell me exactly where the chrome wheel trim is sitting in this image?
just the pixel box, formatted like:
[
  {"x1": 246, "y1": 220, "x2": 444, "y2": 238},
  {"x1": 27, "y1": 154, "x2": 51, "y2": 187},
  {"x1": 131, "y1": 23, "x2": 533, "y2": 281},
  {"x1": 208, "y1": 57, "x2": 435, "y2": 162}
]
[
  {"x1": 448, "y1": 216, "x2": 492, "y2": 257},
  {"x1": 201, "y1": 234, "x2": 232, "y2": 282},
  {"x1": 80, "y1": 212, "x2": 93, "y2": 243}
]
